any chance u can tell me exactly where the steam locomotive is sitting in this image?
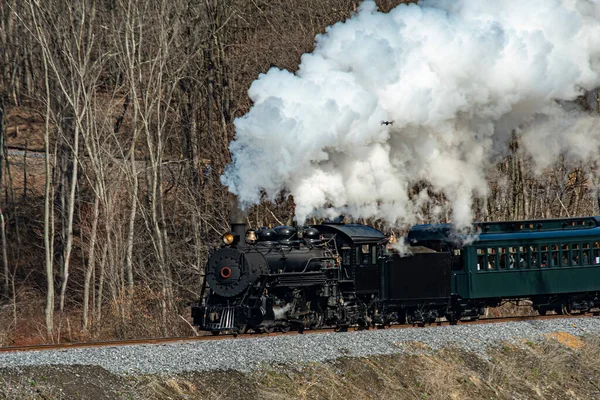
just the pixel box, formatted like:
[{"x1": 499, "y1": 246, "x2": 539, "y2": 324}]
[{"x1": 192, "y1": 214, "x2": 600, "y2": 334}]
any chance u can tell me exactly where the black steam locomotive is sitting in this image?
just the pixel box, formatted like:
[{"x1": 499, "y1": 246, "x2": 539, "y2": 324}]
[
  {"x1": 192, "y1": 212, "x2": 600, "y2": 334},
  {"x1": 191, "y1": 215, "x2": 453, "y2": 334}
]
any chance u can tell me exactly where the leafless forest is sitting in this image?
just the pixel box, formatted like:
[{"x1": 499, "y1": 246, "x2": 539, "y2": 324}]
[{"x1": 0, "y1": 0, "x2": 598, "y2": 344}]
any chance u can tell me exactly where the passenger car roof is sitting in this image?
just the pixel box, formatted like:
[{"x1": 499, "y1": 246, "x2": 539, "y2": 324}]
[{"x1": 408, "y1": 216, "x2": 600, "y2": 244}]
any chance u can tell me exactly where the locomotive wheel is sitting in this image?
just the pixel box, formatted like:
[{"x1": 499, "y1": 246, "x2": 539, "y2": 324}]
[
  {"x1": 537, "y1": 308, "x2": 547, "y2": 316},
  {"x1": 280, "y1": 324, "x2": 291, "y2": 333},
  {"x1": 445, "y1": 311, "x2": 461, "y2": 325},
  {"x1": 211, "y1": 331, "x2": 220, "y2": 336},
  {"x1": 262, "y1": 325, "x2": 275, "y2": 334},
  {"x1": 236, "y1": 325, "x2": 248, "y2": 335},
  {"x1": 560, "y1": 303, "x2": 573, "y2": 316},
  {"x1": 335, "y1": 325, "x2": 349, "y2": 333}
]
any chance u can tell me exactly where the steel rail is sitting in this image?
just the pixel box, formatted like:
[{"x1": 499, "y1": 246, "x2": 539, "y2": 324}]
[{"x1": 0, "y1": 313, "x2": 595, "y2": 353}]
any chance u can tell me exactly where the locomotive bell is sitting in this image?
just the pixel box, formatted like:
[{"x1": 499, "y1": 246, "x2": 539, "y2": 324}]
[{"x1": 246, "y1": 230, "x2": 258, "y2": 244}]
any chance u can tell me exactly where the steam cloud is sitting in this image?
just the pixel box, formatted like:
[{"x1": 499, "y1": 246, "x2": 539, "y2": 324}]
[{"x1": 223, "y1": 0, "x2": 600, "y2": 227}]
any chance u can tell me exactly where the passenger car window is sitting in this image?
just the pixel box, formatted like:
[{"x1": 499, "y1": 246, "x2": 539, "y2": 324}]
[
  {"x1": 561, "y1": 244, "x2": 570, "y2": 266},
  {"x1": 477, "y1": 248, "x2": 485, "y2": 271},
  {"x1": 540, "y1": 245, "x2": 549, "y2": 267},
  {"x1": 518, "y1": 247, "x2": 528, "y2": 268},
  {"x1": 530, "y1": 246, "x2": 539, "y2": 267},
  {"x1": 499, "y1": 247, "x2": 507, "y2": 269},
  {"x1": 486, "y1": 248, "x2": 496, "y2": 270},
  {"x1": 508, "y1": 247, "x2": 517, "y2": 269},
  {"x1": 550, "y1": 245, "x2": 558, "y2": 267},
  {"x1": 572, "y1": 244, "x2": 580, "y2": 265},
  {"x1": 583, "y1": 243, "x2": 591, "y2": 265}
]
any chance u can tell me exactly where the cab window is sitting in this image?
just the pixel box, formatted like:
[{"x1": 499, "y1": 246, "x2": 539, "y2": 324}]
[
  {"x1": 362, "y1": 244, "x2": 370, "y2": 265},
  {"x1": 342, "y1": 248, "x2": 351, "y2": 266}
]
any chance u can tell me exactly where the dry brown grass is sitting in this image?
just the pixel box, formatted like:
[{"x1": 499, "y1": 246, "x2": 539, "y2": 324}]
[
  {"x1": 1, "y1": 334, "x2": 600, "y2": 399},
  {"x1": 129, "y1": 334, "x2": 600, "y2": 400}
]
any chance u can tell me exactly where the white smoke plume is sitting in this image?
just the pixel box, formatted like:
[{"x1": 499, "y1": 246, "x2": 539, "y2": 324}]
[{"x1": 223, "y1": 0, "x2": 600, "y2": 227}]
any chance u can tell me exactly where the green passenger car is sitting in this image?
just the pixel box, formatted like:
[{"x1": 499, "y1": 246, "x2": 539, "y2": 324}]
[{"x1": 408, "y1": 216, "x2": 600, "y2": 315}]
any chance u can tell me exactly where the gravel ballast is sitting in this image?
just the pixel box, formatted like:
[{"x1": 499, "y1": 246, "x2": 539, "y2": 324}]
[{"x1": 1, "y1": 317, "x2": 599, "y2": 375}]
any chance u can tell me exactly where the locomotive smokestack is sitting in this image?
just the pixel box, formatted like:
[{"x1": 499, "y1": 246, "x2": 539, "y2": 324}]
[{"x1": 229, "y1": 192, "x2": 246, "y2": 245}]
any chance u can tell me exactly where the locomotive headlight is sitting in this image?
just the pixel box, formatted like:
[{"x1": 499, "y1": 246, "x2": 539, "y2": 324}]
[
  {"x1": 246, "y1": 230, "x2": 257, "y2": 244},
  {"x1": 222, "y1": 232, "x2": 234, "y2": 245}
]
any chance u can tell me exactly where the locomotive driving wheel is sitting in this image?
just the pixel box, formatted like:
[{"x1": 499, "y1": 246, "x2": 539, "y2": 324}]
[
  {"x1": 235, "y1": 325, "x2": 247, "y2": 335},
  {"x1": 257, "y1": 320, "x2": 275, "y2": 334},
  {"x1": 262, "y1": 325, "x2": 275, "y2": 334}
]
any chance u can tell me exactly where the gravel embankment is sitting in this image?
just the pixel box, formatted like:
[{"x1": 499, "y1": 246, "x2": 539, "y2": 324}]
[{"x1": 1, "y1": 317, "x2": 599, "y2": 375}]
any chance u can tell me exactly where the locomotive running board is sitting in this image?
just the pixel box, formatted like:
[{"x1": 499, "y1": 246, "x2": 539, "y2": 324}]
[{"x1": 269, "y1": 272, "x2": 327, "y2": 287}]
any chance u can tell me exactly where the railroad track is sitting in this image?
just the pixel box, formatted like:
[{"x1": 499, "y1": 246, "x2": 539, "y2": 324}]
[{"x1": 0, "y1": 313, "x2": 594, "y2": 353}]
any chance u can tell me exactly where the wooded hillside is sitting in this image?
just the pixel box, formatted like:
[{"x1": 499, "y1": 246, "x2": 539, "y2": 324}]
[{"x1": 0, "y1": 0, "x2": 598, "y2": 344}]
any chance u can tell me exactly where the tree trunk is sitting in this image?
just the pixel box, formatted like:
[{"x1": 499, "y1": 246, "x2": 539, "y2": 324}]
[
  {"x1": 82, "y1": 192, "x2": 100, "y2": 331},
  {"x1": 0, "y1": 97, "x2": 7, "y2": 299},
  {"x1": 0, "y1": 209, "x2": 8, "y2": 301},
  {"x1": 95, "y1": 243, "x2": 108, "y2": 322},
  {"x1": 42, "y1": 51, "x2": 54, "y2": 339},
  {"x1": 59, "y1": 122, "x2": 79, "y2": 312},
  {"x1": 125, "y1": 154, "x2": 137, "y2": 295}
]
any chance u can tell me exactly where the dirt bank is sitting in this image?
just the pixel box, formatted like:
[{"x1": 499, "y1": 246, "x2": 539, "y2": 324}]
[{"x1": 1, "y1": 333, "x2": 599, "y2": 399}]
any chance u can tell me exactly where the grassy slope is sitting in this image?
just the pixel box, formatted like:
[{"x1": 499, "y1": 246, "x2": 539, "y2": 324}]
[{"x1": 1, "y1": 333, "x2": 599, "y2": 399}]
